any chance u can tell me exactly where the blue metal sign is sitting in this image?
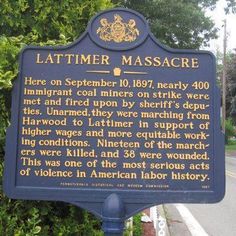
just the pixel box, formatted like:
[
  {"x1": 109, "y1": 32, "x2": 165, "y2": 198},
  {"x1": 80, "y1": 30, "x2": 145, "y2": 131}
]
[{"x1": 3, "y1": 8, "x2": 225, "y2": 235}]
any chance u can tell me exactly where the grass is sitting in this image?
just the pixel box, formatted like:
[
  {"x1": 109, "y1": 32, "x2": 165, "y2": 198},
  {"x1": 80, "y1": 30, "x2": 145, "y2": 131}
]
[{"x1": 225, "y1": 139, "x2": 236, "y2": 151}]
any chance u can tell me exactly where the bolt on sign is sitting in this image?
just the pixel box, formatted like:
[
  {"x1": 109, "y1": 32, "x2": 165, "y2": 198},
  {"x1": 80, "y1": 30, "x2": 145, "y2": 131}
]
[{"x1": 4, "y1": 8, "x2": 225, "y2": 235}]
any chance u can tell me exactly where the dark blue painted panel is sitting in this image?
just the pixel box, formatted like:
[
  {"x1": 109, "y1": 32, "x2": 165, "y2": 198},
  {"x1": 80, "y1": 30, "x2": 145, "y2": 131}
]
[{"x1": 3, "y1": 8, "x2": 225, "y2": 220}]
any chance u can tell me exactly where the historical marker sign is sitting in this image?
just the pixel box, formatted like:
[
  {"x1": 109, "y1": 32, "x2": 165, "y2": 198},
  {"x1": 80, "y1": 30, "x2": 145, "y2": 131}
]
[{"x1": 4, "y1": 8, "x2": 224, "y2": 234}]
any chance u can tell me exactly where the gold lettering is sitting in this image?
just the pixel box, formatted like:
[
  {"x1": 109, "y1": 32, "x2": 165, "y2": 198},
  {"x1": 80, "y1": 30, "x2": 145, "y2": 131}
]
[
  {"x1": 23, "y1": 98, "x2": 41, "y2": 105},
  {"x1": 90, "y1": 170, "x2": 137, "y2": 179},
  {"x1": 176, "y1": 142, "x2": 209, "y2": 150},
  {"x1": 192, "y1": 58, "x2": 199, "y2": 68},
  {"x1": 162, "y1": 57, "x2": 171, "y2": 67},
  {"x1": 24, "y1": 77, "x2": 46, "y2": 86},
  {"x1": 36, "y1": 53, "x2": 43, "y2": 64},
  {"x1": 171, "y1": 57, "x2": 180, "y2": 67},
  {"x1": 134, "y1": 56, "x2": 142, "y2": 66},
  {"x1": 45, "y1": 53, "x2": 54, "y2": 64},
  {"x1": 101, "y1": 55, "x2": 110, "y2": 65},
  {"x1": 65, "y1": 54, "x2": 74, "y2": 64},
  {"x1": 181, "y1": 57, "x2": 190, "y2": 67},
  {"x1": 153, "y1": 57, "x2": 161, "y2": 66},
  {"x1": 54, "y1": 54, "x2": 63, "y2": 64},
  {"x1": 93, "y1": 55, "x2": 100, "y2": 64},
  {"x1": 144, "y1": 56, "x2": 152, "y2": 66},
  {"x1": 122, "y1": 55, "x2": 132, "y2": 65},
  {"x1": 80, "y1": 54, "x2": 91, "y2": 64}
]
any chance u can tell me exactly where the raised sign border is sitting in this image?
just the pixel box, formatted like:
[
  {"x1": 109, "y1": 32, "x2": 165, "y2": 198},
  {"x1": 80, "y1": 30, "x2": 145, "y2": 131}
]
[{"x1": 3, "y1": 7, "x2": 225, "y2": 220}]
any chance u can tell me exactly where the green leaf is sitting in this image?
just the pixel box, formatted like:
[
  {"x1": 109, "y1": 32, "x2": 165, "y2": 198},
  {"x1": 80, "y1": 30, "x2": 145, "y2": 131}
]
[{"x1": 33, "y1": 226, "x2": 41, "y2": 234}]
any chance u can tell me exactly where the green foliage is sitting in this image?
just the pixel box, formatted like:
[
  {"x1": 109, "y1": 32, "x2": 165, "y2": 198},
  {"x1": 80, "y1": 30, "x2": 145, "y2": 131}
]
[
  {"x1": 0, "y1": 0, "x2": 113, "y2": 88},
  {"x1": 225, "y1": 0, "x2": 236, "y2": 14},
  {"x1": 0, "y1": 36, "x2": 22, "y2": 89},
  {"x1": 0, "y1": 197, "x2": 103, "y2": 236},
  {"x1": 225, "y1": 118, "x2": 235, "y2": 144},
  {"x1": 0, "y1": 0, "x2": 113, "y2": 235},
  {"x1": 225, "y1": 139, "x2": 236, "y2": 151},
  {"x1": 133, "y1": 213, "x2": 143, "y2": 236},
  {"x1": 227, "y1": 52, "x2": 236, "y2": 119},
  {"x1": 123, "y1": 213, "x2": 142, "y2": 236},
  {"x1": 216, "y1": 50, "x2": 236, "y2": 119},
  {"x1": 0, "y1": 92, "x2": 10, "y2": 155},
  {"x1": 0, "y1": 0, "x2": 113, "y2": 41},
  {"x1": 112, "y1": 0, "x2": 233, "y2": 49}
]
